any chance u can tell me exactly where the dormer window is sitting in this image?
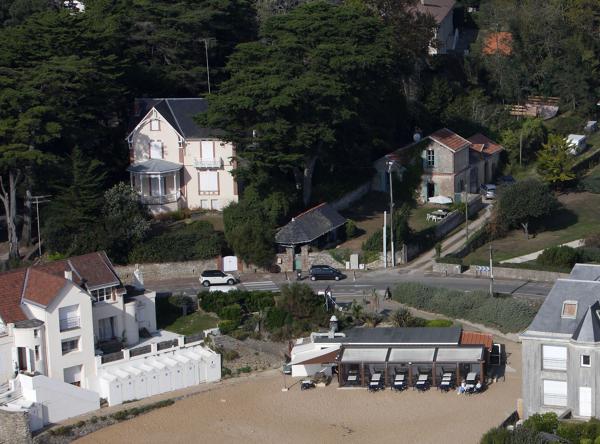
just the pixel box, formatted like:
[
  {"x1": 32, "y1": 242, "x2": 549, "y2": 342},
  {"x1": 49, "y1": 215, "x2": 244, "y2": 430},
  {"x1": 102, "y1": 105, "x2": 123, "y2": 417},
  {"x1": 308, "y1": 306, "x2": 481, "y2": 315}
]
[
  {"x1": 561, "y1": 301, "x2": 578, "y2": 319},
  {"x1": 150, "y1": 119, "x2": 160, "y2": 131},
  {"x1": 427, "y1": 149, "x2": 435, "y2": 167}
]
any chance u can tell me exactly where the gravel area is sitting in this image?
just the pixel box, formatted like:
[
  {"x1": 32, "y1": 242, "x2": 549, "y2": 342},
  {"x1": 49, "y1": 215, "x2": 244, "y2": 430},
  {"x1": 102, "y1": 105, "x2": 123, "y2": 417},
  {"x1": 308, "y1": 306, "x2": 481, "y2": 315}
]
[{"x1": 213, "y1": 335, "x2": 287, "y2": 373}]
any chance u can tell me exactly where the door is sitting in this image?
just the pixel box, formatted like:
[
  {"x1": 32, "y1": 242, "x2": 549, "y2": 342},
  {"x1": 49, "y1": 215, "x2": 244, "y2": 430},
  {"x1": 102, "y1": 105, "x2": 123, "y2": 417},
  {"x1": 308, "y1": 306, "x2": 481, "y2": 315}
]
[
  {"x1": 294, "y1": 254, "x2": 302, "y2": 271},
  {"x1": 17, "y1": 347, "x2": 27, "y2": 371},
  {"x1": 580, "y1": 387, "x2": 592, "y2": 417},
  {"x1": 98, "y1": 317, "x2": 114, "y2": 341},
  {"x1": 427, "y1": 182, "x2": 435, "y2": 198},
  {"x1": 223, "y1": 256, "x2": 238, "y2": 272}
]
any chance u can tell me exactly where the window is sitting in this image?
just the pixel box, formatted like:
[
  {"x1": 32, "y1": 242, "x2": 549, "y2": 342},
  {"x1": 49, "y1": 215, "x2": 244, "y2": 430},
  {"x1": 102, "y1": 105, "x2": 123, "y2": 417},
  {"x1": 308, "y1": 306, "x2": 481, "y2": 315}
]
[
  {"x1": 542, "y1": 345, "x2": 567, "y2": 371},
  {"x1": 91, "y1": 287, "x2": 111, "y2": 303},
  {"x1": 61, "y1": 338, "x2": 80, "y2": 355},
  {"x1": 201, "y1": 141, "x2": 214, "y2": 160},
  {"x1": 543, "y1": 380, "x2": 567, "y2": 407},
  {"x1": 34, "y1": 345, "x2": 40, "y2": 361},
  {"x1": 178, "y1": 136, "x2": 184, "y2": 149},
  {"x1": 581, "y1": 355, "x2": 591, "y2": 367},
  {"x1": 33, "y1": 329, "x2": 38, "y2": 338},
  {"x1": 562, "y1": 301, "x2": 578, "y2": 318},
  {"x1": 63, "y1": 365, "x2": 82, "y2": 386},
  {"x1": 59, "y1": 305, "x2": 80, "y2": 331},
  {"x1": 150, "y1": 140, "x2": 163, "y2": 159},
  {"x1": 198, "y1": 171, "x2": 219, "y2": 194},
  {"x1": 427, "y1": 149, "x2": 435, "y2": 167},
  {"x1": 150, "y1": 119, "x2": 160, "y2": 131}
]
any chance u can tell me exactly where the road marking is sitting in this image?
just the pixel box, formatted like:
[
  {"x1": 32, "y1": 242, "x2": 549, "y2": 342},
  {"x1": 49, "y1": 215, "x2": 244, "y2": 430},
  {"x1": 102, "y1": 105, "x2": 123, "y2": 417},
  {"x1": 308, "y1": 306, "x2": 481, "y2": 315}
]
[{"x1": 241, "y1": 281, "x2": 280, "y2": 292}]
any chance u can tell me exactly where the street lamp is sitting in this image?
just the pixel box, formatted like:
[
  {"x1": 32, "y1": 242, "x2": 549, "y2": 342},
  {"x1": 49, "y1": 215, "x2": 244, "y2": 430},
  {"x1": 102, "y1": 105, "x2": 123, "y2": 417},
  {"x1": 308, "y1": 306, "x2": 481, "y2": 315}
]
[
  {"x1": 387, "y1": 160, "x2": 395, "y2": 267},
  {"x1": 200, "y1": 38, "x2": 216, "y2": 94}
]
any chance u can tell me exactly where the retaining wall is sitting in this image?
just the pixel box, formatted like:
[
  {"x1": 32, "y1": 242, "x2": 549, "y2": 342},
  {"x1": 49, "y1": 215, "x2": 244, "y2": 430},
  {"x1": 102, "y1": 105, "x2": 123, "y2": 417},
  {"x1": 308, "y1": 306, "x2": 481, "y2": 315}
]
[
  {"x1": 114, "y1": 258, "x2": 222, "y2": 284},
  {"x1": 0, "y1": 408, "x2": 31, "y2": 444},
  {"x1": 462, "y1": 266, "x2": 569, "y2": 283}
]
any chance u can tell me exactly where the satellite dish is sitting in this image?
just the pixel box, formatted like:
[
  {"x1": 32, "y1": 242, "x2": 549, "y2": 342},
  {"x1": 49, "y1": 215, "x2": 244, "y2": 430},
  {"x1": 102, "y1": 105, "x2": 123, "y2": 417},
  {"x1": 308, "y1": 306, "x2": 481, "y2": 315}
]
[{"x1": 413, "y1": 132, "x2": 422, "y2": 142}]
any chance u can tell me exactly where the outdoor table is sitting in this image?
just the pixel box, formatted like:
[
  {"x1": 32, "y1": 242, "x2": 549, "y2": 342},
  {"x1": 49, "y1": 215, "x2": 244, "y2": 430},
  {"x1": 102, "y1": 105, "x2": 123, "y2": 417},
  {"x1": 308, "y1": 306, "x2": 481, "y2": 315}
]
[
  {"x1": 371, "y1": 373, "x2": 381, "y2": 382},
  {"x1": 347, "y1": 375, "x2": 358, "y2": 382}
]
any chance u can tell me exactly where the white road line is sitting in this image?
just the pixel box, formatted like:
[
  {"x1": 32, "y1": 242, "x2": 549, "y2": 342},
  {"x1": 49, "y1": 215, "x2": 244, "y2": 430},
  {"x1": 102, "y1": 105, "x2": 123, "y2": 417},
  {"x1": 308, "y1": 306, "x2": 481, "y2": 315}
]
[{"x1": 241, "y1": 281, "x2": 280, "y2": 292}]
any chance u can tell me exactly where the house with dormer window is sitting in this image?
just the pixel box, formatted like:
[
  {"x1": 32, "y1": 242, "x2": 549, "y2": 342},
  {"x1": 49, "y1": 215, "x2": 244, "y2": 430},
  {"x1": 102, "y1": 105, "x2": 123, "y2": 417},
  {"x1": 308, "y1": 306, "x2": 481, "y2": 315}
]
[
  {"x1": 521, "y1": 263, "x2": 600, "y2": 419},
  {"x1": 126, "y1": 98, "x2": 238, "y2": 214}
]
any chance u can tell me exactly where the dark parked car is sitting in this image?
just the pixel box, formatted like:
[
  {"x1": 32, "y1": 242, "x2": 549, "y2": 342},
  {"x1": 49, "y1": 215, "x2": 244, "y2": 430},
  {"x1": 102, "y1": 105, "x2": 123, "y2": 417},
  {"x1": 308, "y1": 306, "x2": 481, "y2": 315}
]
[{"x1": 309, "y1": 265, "x2": 344, "y2": 281}]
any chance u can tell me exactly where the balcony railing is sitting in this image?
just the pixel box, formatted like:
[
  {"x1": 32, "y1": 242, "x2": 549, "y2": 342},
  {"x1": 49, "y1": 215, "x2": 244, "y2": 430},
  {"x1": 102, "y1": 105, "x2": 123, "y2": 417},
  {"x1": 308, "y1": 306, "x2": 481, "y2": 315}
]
[
  {"x1": 59, "y1": 317, "x2": 80, "y2": 332},
  {"x1": 194, "y1": 158, "x2": 223, "y2": 169},
  {"x1": 139, "y1": 191, "x2": 181, "y2": 205}
]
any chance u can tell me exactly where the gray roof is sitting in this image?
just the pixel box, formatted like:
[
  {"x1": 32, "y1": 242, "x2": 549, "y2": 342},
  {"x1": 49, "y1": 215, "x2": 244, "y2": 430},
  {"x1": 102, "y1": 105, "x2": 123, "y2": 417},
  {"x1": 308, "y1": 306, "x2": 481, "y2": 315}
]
[
  {"x1": 314, "y1": 327, "x2": 461, "y2": 345},
  {"x1": 275, "y1": 203, "x2": 346, "y2": 245},
  {"x1": 127, "y1": 159, "x2": 183, "y2": 174},
  {"x1": 134, "y1": 98, "x2": 221, "y2": 139},
  {"x1": 569, "y1": 263, "x2": 600, "y2": 281},
  {"x1": 525, "y1": 277, "x2": 600, "y2": 337},
  {"x1": 14, "y1": 319, "x2": 44, "y2": 329},
  {"x1": 572, "y1": 302, "x2": 600, "y2": 343}
]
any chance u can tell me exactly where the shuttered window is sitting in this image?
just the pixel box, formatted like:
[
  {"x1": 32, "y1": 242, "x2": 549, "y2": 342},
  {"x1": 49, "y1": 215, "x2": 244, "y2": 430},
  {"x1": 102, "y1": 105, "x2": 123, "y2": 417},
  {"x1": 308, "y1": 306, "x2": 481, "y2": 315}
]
[
  {"x1": 543, "y1": 380, "x2": 567, "y2": 406},
  {"x1": 150, "y1": 141, "x2": 163, "y2": 159},
  {"x1": 542, "y1": 345, "x2": 567, "y2": 371},
  {"x1": 199, "y1": 171, "x2": 219, "y2": 193},
  {"x1": 201, "y1": 141, "x2": 214, "y2": 160}
]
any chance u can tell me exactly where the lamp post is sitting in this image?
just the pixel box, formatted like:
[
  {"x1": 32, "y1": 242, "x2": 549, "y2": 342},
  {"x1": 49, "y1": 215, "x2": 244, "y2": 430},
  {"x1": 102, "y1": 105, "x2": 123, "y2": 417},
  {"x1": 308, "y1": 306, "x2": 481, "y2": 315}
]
[
  {"x1": 387, "y1": 161, "x2": 395, "y2": 267},
  {"x1": 200, "y1": 38, "x2": 216, "y2": 94},
  {"x1": 32, "y1": 195, "x2": 51, "y2": 258}
]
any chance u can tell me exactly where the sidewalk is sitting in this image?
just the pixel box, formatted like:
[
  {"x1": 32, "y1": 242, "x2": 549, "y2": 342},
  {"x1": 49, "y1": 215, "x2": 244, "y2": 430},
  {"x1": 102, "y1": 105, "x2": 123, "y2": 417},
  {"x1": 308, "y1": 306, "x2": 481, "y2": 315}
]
[{"x1": 403, "y1": 204, "x2": 493, "y2": 272}]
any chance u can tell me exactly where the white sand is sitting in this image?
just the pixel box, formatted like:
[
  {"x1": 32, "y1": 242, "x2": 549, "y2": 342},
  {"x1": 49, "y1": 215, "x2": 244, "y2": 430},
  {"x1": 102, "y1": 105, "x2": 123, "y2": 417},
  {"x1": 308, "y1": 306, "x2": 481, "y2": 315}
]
[{"x1": 78, "y1": 341, "x2": 521, "y2": 444}]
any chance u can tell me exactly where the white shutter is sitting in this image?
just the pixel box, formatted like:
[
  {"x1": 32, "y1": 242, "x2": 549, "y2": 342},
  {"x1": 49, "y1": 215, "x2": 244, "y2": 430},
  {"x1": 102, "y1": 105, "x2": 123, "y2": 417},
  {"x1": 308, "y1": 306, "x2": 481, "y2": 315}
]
[
  {"x1": 201, "y1": 141, "x2": 214, "y2": 160},
  {"x1": 199, "y1": 171, "x2": 219, "y2": 192},
  {"x1": 59, "y1": 305, "x2": 78, "y2": 322},
  {"x1": 543, "y1": 345, "x2": 567, "y2": 370},
  {"x1": 150, "y1": 141, "x2": 163, "y2": 159},
  {"x1": 543, "y1": 380, "x2": 567, "y2": 406}
]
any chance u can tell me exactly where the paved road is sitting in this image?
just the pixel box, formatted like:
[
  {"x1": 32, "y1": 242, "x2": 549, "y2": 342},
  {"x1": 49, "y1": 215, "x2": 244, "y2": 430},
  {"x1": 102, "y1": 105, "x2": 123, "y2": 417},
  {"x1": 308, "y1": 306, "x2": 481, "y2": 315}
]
[{"x1": 147, "y1": 270, "x2": 552, "y2": 300}]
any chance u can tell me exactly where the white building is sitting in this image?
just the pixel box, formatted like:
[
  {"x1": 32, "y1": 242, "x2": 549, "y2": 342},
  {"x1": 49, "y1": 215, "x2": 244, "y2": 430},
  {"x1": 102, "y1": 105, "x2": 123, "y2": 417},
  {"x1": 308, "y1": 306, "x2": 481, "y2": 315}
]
[
  {"x1": 0, "y1": 252, "x2": 220, "y2": 431},
  {"x1": 127, "y1": 98, "x2": 239, "y2": 214},
  {"x1": 566, "y1": 134, "x2": 587, "y2": 155}
]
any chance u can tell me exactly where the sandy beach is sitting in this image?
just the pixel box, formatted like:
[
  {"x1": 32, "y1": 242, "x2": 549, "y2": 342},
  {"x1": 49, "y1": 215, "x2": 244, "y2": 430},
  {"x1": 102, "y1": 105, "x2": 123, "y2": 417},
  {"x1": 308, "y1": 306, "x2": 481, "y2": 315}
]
[{"x1": 77, "y1": 341, "x2": 521, "y2": 444}]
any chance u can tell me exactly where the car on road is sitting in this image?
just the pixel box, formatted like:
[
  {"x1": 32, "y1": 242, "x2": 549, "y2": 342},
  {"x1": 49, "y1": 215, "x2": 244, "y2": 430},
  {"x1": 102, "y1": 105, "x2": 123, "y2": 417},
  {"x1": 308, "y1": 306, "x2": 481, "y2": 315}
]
[
  {"x1": 309, "y1": 265, "x2": 344, "y2": 281},
  {"x1": 200, "y1": 270, "x2": 238, "y2": 287},
  {"x1": 480, "y1": 183, "x2": 497, "y2": 199},
  {"x1": 282, "y1": 363, "x2": 292, "y2": 375}
]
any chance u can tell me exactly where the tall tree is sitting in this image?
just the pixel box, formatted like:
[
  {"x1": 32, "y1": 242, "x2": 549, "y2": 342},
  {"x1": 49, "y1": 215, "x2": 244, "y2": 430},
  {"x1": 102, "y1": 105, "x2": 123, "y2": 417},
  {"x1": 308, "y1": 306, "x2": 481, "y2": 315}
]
[
  {"x1": 204, "y1": 1, "x2": 397, "y2": 206},
  {"x1": 536, "y1": 134, "x2": 576, "y2": 187}
]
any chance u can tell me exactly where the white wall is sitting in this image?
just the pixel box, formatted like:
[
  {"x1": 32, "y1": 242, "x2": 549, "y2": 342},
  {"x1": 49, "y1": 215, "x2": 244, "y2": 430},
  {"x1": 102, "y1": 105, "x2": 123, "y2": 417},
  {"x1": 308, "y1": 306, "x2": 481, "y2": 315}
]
[
  {"x1": 130, "y1": 291, "x2": 157, "y2": 333},
  {"x1": 0, "y1": 334, "x2": 13, "y2": 382},
  {"x1": 292, "y1": 364, "x2": 328, "y2": 378}
]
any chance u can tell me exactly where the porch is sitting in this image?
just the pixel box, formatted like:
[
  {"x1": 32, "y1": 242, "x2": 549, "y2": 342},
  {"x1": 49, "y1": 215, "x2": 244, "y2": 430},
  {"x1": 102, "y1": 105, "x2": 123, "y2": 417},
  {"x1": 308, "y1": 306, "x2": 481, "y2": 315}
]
[{"x1": 128, "y1": 159, "x2": 183, "y2": 207}]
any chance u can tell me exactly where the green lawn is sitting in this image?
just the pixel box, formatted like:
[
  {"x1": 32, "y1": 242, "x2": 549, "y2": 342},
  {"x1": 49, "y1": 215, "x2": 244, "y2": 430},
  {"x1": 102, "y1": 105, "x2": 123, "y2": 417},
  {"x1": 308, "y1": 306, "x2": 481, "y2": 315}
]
[
  {"x1": 160, "y1": 311, "x2": 219, "y2": 336},
  {"x1": 464, "y1": 192, "x2": 600, "y2": 264},
  {"x1": 408, "y1": 205, "x2": 438, "y2": 232}
]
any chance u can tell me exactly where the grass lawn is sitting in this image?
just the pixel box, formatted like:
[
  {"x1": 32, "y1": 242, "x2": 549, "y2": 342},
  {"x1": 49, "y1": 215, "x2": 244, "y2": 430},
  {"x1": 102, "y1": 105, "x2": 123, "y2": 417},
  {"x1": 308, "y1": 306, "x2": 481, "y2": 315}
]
[
  {"x1": 191, "y1": 212, "x2": 224, "y2": 231},
  {"x1": 464, "y1": 191, "x2": 600, "y2": 264},
  {"x1": 160, "y1": 311, "x2": 219, "y2": 336},
  {"x1": 408, "y1": 204, "x2": 440, "y2": 232}
]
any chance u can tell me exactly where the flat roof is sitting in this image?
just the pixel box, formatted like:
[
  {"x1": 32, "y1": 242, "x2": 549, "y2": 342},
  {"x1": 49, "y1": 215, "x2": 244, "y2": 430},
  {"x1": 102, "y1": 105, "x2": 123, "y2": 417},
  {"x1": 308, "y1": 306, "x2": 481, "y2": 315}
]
[
  {"x1": 388, "y1": 348, "x2": 436, "y2": 363},
  {"x1": 435, "y1": 347, "x2": 483, "y2": 362},
  {"x1": 341, "y1": 348, "x2": 389, "y2": 363},
  {"x1": 314, "y1": 327, "x2": 461, "y2": 345}
]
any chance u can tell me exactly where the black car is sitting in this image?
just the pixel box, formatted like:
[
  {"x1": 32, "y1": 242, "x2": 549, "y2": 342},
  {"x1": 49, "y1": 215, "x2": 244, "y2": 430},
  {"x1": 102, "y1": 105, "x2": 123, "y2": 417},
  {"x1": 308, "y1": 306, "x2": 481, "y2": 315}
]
[{"x1": 309, "y1": 265, "x2": 344, "y2": 281}]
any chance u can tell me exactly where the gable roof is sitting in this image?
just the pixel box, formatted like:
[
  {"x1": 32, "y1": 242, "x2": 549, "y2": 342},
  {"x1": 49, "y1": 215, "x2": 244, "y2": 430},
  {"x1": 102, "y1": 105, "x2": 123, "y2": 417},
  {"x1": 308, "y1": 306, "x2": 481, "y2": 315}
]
[
  {"x1": 132, "y1": 98, "x2": 220, "y2": 140},
  {"x1": 0, "y1": 252, "x2": 120, "y2": 324},
  {"x1": 428, "y1": 128, "x2": 470, "y2": 152},
  {"x1": 467, "y1": 133, "x2": 504, "y2": 156},
  {"x1": 482, "y1": 32, "x2": 513, "y2": 56},
  {"x1": 572, "y1": 302, "x2": 600, "y2": 343},
  {"x1": 414, "y1": 0, "x2": 456, "y2": 24},
  {"x1": 275, "y1": 203, "x2": 346, "y2": 246}
]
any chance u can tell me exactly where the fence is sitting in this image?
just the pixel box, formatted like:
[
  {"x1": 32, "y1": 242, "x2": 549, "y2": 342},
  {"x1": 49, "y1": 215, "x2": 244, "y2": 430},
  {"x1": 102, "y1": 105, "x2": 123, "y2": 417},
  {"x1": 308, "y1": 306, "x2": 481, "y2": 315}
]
[
  {"x1": 101, "y1": 351, "x2": 124, "y2": 364},
  {"x1": 157, "y1": 339, "x2": 179, "y2": 351},
  {"x1": 129, "y1": 345, "x2": 152, "y2": 358},
  {"x1": 184, "y1": 333, "x2": 204, "y2": 344}
]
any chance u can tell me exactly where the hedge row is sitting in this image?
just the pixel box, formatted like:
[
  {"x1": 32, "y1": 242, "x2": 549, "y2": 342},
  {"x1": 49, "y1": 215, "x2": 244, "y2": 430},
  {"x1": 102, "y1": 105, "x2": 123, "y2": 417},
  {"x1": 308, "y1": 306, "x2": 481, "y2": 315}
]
[{"x1": 392, "y1": 283, "x2": 537, "y2": 333}]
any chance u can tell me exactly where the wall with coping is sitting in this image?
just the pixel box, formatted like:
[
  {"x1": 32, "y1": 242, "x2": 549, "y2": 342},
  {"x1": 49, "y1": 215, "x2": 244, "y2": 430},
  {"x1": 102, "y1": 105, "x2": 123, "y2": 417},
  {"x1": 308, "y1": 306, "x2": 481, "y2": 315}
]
[{"x1": 462, "y1": 266, "x2": 569, "y2": 283}]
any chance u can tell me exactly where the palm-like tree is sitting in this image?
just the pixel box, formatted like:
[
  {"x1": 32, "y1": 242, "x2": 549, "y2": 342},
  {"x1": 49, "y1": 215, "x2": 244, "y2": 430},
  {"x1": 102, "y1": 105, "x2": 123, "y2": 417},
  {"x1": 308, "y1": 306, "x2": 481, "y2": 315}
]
[{"x1": 390, "y1": 308, "x2": 413, "y2": 327}]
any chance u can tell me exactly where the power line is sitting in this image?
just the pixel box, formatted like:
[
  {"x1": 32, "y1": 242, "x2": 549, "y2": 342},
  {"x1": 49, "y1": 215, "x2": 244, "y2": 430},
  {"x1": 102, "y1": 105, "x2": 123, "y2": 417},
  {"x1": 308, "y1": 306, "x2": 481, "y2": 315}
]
[{"x1": 31, "y1": 195, "x2": 51, "y2": 258}]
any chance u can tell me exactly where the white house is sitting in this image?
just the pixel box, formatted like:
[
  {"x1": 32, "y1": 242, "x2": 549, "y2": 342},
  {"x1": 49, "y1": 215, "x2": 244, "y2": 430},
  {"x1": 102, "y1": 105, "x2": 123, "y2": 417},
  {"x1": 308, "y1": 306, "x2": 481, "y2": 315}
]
[
  {"x1": 127, "y1": 98, "x2": 239, "y2": 214},
  {"x1": 0, "y1": 252, "x2": 220, "y2": 431}
]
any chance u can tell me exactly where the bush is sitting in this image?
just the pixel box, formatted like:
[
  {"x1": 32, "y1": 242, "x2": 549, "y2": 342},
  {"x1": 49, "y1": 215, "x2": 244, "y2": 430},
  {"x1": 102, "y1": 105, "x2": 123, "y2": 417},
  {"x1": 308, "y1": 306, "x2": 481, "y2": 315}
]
[
  {"x1": 585, "y1": 232, "x2": 600, "y2": 249},
  {"x1": 556, "y1": 418, "x2": 600, "y2": 443},
  {"x1": 221, "y1": 348, "x2": 240, "y2": 361},
  {"x1": 222, "y1": 366, "x2": 232, "y2": 377},
  {"x1": 345, "y1": 219, "x2": 358, "y2": 238},
  {"x1": 426, "y1": 319, "x2": 453, "y2": 327},
  {"x1": 238, "y1": 366, "x2": 252, "y2": 374},
  {"x1": 265, "y1": 306, "x2": 290, "y2": 330},
  {"x1": 436, "y1": 256, "x2": 463, "y2": 265},
  {"x1": 362, "y1": 229, "x2": 383, "y2": 253},
  {"x1": 480, "y1": 426, "x2": 544, "y2": 444},
  {"x1": 219, "y1": 304, "x2": 243, "y2": 323},
  {"x1": 523, "y1": 412, "x2": 558, "y2": 433},
  {"x1": 392, "y1": 283, "x2": 537, "y2": 333},
  {"x1": 129, "y1": 221, "x2": 223, "y2": 263},
  {"x1": 537, "y1": 246, "x2": 580, "y2": 268},
  {"x1": 218, "y1": 320, "x2": 240, "y2": 335},
  {"x1": 329, "y1": 248, "x2": 352, "y2": 265}
]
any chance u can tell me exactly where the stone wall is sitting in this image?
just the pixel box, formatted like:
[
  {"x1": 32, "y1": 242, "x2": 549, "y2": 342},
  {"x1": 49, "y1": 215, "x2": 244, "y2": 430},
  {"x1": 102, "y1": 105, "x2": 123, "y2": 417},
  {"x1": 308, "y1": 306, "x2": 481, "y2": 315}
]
[
  {"x1": 462, "y1": 266, "x2": 569, "y2": 283},
  {"x1": 0, "y1": 408, "x2": 32, "y2": 444},
  {"x1": 114, "y1": 258, "x2": 222, "y2": 284}
]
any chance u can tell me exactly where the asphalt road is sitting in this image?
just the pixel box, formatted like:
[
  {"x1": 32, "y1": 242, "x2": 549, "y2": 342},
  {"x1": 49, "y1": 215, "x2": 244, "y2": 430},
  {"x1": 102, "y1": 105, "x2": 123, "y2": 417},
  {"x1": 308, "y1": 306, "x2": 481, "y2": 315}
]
[{"x1": 146, "y1": 270, "x2": 553, "y2": 301}]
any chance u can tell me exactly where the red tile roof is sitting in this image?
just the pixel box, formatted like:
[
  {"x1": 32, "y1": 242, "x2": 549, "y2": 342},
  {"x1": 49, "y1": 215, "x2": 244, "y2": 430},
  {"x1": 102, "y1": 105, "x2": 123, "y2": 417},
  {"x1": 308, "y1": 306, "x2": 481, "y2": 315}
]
[
  {"x1": 482, "y1": 32, "x2": 513, "y2": 56},
  {"x1": 0, "y1": 251, "x2": 120, "y2": 324},
  {"x1": 460, "y1": 331, "x2": 493, "y2": 351},
  {"x1": 467, "y1": 133, "x2": 504, "y2": 155},
  {"x1": 429, "y1": 128, "x2": 470, "y2": 152}
]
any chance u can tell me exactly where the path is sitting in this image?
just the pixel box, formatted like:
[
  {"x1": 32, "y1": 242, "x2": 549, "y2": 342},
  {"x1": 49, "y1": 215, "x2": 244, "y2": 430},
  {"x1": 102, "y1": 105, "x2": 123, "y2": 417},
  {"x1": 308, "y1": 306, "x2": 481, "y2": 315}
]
[
  {"x1": 500, "y1": 238, "x2": 585, "y2": 264},
  {"x1": 403, "y1": 204, "x2": 493, "y2": 272}
]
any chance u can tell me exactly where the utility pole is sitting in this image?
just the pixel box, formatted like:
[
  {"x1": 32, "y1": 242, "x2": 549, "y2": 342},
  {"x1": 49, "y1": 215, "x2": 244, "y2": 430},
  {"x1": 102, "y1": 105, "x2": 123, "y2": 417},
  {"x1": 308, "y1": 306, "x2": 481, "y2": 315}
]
[
  {"x1": 489, "y1": 243, "x2": 494, "y2": 297},
  {"x1": 383, "y1": 211, "x2": 387, "y2": 268},
  {"x1": 463, "y1": 190, "x2": 469, "y2": 242},
  {"x1": 201, "y1": 38, "x2": 216, "y2": 94},
  {"x1": 32, "y1": 195, "x2": 51, "y2": 258},
  {"x1": 387, "y1": 161, "x2": 395, "y2": 267}
]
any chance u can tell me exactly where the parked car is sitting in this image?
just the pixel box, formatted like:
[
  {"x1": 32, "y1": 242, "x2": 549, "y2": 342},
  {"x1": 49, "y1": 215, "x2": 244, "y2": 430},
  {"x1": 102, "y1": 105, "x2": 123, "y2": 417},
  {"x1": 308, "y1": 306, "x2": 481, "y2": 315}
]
[
  {"x1": 480, "y1": 184, "x2": 497, "y2": 199},
  {"x1": 282, "y1": 363, "x2": 292, "y2": 375},
  {"x1": 200, "y1": 270, "x2": 238, "y2": 287},
  {"x1": 309, "y1": 265, "x2": 344, "y2": 281}
]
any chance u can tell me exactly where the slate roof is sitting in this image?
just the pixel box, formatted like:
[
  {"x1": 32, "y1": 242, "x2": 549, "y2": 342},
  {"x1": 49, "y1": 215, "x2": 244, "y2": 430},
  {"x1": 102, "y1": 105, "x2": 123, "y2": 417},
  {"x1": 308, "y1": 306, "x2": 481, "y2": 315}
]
[
  {"x1": 414, "y1": 0, "x2": 456, "y2": 24},
  {"x1": 572, "y1": 302, "x2": 600, "y2": 343},
  {"x1": 0, "y1": 252, "x2": 121, "y2": 324},
  {"x1": 132, "y1": 98, "x2": 220, "y2": 139},
  {"x1": 467, "y1": 133, "x2": 504, "y2": 156},
  {"x1": 275, "y1": 203, "x2": 346, "y2": 246},
  {"x1": 127, "y1": 159, "x2": 183, "y2": 174},
  {"x1": 569, "y1": 263, "x2": 600, "y2": 281},
  {"x1": 429, "y1": 128, "x2": 471, "y2": 152},
  {"x1": 313, "y1": 327, "x2": 462, "y2": 345},
  {"x1": 524, "y1": 273, "x2": 600, "y2": 337}
]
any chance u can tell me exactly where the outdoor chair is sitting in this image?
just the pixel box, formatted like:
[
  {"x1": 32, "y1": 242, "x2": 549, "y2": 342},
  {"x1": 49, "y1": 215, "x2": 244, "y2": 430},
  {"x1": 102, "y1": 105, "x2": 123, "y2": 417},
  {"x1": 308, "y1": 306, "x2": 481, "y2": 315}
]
[
  {"x1": 415, "y1": 374, "x2": 429, "y2": 392},
  {"x1": 392, "y1": 374, "x2": 406, "y2": 391}
]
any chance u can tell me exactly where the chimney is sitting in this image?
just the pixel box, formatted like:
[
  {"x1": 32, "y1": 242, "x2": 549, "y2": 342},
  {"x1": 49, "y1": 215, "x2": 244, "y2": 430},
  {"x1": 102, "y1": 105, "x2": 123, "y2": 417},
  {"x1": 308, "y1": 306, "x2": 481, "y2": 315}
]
[
  {"x1": 329, "y1": 315, "x2": 338, "y2": 337},
  {"x1": 64, "y1": 270, "x2": 73, "y2": 281}
]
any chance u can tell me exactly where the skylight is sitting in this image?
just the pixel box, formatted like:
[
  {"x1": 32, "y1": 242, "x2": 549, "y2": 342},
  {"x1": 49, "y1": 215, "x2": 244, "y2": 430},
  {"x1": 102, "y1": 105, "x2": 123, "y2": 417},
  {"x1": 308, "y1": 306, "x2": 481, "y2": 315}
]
[{"x1": 561, "y1": 301, "x2": 578, "y2": 319}]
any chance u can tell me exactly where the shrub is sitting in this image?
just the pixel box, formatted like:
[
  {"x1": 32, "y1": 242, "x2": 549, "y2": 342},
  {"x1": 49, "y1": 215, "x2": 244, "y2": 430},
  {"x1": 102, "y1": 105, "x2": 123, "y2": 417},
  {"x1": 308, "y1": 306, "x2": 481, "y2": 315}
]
[
  {"x1": 129, "y1": 221, "x2": 223, "y2": 263},
  {"x1": 362, "y1": 229, "x2": 383, "y2": 253},
  {"x1": 218, "y1": 320, "x2": 239, "y2": 335},
  {"x1": 426, "y1": 319, "x2": 453, "y2": 327},
  {"x1": 238, "y1": 366, "x2": 252, "y2": 373},
  {"x1": 329, "y1": 248, "x2": 352, "y2": 264},
  {"x1": 480, "y1": 427, "x2": 511, "y2": 444},
  {"x1": 585, "y1": 232, "x2": 600, "y2": 249},
  {"x1": 523, "y1": 412, "x2": 558, "y2": 433},
  {"x1": 436, "y1": 256, "x2": 463, "y2": 265},
  {"x1": 392, "y1": 283, "x2": 537, "y2": 333},
  {"x1": 345, "y1": 219, "x2": 358, "y2": 238},
  {"x1": 219, "y1": 304, "x2": 243, "y2": 323},
  {"x1": 538, "y1": 246, "x2": 580, "y2": 268},
  {"x1": 222, "y1": 366, "x2": 232, "y2": 377},
  {"x1": 221, "y1": 348, "x2": 240, "y2": 361},
  {"x1": 265, "y1": 307, "x2": 289, "y2": 330}
]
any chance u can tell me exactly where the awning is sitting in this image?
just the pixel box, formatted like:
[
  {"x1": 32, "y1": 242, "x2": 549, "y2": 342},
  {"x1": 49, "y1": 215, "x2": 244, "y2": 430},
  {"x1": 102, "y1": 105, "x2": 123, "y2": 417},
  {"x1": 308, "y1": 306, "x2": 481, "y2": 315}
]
[
  {"x1": 127, "y1": 159, "x2": 183, "y2": 175},
  {"x1": 388, "y1": 348, "x2": 436, "y2": 363},
  {"x1": 435, "y1": 347, "x2": 483, "y2": 362},
  {"x1": 428, "y1": 195, "x2": 453, "y2": 205},
  {"x1": 341, "y1": 348, "x2": 388, "y2": 363}
]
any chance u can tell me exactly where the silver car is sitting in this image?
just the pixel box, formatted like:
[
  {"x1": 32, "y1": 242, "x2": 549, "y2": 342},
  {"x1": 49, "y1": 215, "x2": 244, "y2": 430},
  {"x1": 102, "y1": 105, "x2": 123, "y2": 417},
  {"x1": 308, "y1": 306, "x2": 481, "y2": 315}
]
[{"x1": 480, "y1": 184, "x2": 497, "y2": 199}]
